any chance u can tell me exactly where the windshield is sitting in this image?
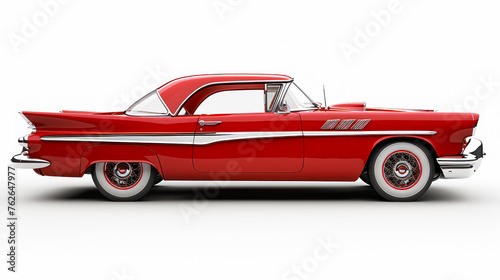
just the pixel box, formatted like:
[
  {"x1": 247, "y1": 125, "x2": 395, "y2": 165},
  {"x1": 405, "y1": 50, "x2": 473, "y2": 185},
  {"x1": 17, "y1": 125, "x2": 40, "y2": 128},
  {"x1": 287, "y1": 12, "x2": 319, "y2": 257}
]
[
  {"x1": 283, "y1": 82, "x2": 318, "y2": 111},
  {"x1": 125, "y1": 90, "x2": 170, "y2": 116}
]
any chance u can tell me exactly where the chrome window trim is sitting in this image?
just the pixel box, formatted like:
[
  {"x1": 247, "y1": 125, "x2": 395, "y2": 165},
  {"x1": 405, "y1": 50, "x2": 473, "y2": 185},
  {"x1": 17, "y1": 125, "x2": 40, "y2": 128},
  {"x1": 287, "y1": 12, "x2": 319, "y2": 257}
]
[
  {"x1": 156, "y1": 90, "x2": 173, "y2": 116},
  {"x1": 264, "y1": 83, "x2": 284, "y2": 113},
  {"x1": 173, "y1": 79, "x2": 293, "y2": 116},
  {"x1": 264, "y1": 83, "x2": 267, "y2": 112},
  {"x1": 272, "y1": 81, "x2": 292, "y2": 113},
  {"x1": 124, "y1": 90, "x2": 172, "y2": 117},
  {"x1": 293, "y1": 82, "x2": 319, "y2": 108},
  {"x1": 274, "y1": 81, "x2": 319, "y2": 113}
]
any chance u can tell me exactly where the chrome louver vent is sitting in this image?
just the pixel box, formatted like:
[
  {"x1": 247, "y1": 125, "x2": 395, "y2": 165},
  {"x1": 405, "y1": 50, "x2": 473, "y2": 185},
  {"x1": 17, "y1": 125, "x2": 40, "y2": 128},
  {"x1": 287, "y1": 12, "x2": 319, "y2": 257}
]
[
  {"x1": 351, "y1": 119, "x2": 371, "y2": 130},
  {"x1": 320, "y1": 119, "x2": 340, "y2": 130},
  {"x1": 335, "y1": 119, "x2": 356, "y2": 130}
]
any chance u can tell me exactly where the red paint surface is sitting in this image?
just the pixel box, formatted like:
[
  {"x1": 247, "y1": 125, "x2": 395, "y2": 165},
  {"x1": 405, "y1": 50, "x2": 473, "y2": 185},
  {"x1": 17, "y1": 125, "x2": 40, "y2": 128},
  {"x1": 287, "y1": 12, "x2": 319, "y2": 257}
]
[{"x1": 20, "y1": 74, "x2": 478, "y2": 182}]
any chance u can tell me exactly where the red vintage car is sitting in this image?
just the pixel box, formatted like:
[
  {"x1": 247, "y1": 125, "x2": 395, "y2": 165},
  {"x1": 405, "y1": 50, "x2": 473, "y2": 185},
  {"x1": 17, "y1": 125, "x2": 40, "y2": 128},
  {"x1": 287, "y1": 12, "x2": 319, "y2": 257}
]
[{"x1": 11, "y1": 74, "x2": 484, "y2": 201}]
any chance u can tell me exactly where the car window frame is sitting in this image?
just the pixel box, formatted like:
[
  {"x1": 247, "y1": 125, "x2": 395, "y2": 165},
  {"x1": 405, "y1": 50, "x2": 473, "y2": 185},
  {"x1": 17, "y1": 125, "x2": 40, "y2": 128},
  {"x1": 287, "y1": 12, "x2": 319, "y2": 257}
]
[
  {"x1": 272, "y1": 82, "x2": 318, "y2": 113},
  {"x1": 192, "y1": 88, "x2": 267, "y2": 115}
]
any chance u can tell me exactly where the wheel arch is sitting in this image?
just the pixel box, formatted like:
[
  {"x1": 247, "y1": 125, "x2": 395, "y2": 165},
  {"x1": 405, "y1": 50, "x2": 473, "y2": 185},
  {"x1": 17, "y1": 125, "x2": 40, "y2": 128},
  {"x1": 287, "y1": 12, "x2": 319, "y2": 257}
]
[
  {"x1": 80, "y1": 144, "x2": 164, "y2": 178},
  {"x1": 362, "y1": 136, "x2": 440, "y2": 176}
]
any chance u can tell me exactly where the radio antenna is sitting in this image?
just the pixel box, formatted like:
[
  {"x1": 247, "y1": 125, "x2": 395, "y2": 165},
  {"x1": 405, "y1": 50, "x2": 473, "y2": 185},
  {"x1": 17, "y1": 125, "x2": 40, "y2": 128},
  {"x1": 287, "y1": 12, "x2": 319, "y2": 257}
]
[{"x1": 322, "y1": 84, "x2": 328, "y2": 110}]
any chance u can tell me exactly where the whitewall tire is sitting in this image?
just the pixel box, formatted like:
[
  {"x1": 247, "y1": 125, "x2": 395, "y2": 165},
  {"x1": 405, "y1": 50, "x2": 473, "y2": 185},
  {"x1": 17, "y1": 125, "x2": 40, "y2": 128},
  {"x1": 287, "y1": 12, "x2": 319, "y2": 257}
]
[
  {"x1": 92, "y1": 162, "x2": 156, "y2": 201},
  {"x1": 369, "y1": 142, "x2": 434, "y2": 201}
]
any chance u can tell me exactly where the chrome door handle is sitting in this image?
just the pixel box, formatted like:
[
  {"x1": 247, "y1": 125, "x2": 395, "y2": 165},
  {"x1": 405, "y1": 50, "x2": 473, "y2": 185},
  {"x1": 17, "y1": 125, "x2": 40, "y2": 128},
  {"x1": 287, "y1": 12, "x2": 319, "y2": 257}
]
[{"x1": 199, "y1": 120, "x2": 222, "y2": 126}]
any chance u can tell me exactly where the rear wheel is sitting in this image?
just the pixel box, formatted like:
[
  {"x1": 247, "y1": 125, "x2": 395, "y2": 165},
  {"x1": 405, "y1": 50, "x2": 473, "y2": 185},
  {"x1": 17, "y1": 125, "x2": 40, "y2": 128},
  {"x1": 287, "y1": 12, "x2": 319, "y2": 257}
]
[
  {"x1": 369, "y1": 142, "x2": 434, "y2": 201},
  {"x1": 92, "y1": 162, "x2": 156, "y2": 201}
]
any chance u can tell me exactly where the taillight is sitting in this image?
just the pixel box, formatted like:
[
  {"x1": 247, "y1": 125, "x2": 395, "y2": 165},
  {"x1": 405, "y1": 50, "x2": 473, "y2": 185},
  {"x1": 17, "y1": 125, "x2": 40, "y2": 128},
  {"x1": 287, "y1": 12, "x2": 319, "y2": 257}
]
[
  {"x1": 18, "y1": 135, "x2": 29, "y2": 149},
  {"x1": 462, "y1": 137, "x2": 471, "y2": 154}
]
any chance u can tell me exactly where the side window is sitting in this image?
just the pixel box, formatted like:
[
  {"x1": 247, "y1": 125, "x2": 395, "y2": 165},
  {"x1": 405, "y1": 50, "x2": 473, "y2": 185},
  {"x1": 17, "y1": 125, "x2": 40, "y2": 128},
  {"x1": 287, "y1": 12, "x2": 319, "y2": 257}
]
[
  {"x1": 194, "y1": 90, "x2": 265, "y2": 115},
  {"x1": 265, "y1": 84, "x2": 281, "y2": 112}
]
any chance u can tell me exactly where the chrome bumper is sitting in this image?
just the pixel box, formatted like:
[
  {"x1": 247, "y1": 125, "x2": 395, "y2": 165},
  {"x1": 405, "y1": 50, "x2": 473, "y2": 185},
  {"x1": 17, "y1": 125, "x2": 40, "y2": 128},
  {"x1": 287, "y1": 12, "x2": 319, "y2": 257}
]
[
  {"x1": 437, "y1": 137, "x2": 484, "y2": 179},
  {"x1": 11, "y1": 153, "x2": 51, "y2": 169}
]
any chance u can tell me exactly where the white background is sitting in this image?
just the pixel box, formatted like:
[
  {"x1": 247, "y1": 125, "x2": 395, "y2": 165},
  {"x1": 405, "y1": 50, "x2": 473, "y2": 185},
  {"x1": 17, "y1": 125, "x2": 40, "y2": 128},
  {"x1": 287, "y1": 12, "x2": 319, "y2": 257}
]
[{"x1": 1, "y1": 0, "x2": 500, "y2": 279}]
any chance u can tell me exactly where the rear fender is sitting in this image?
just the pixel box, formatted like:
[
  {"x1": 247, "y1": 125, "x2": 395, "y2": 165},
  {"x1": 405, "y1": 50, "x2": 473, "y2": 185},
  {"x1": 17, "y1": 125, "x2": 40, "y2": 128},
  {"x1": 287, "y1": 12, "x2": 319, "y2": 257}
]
[{"x1": 80, "y1": 144, "x2": 163, "y2": 177}]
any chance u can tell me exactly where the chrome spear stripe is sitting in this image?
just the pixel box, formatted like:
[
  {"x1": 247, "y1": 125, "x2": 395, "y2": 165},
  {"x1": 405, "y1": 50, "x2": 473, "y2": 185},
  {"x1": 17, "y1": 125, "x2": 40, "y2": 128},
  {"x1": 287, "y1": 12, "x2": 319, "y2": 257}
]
[
  {"x1": 320, "y1": 119, "x2": 340, "y2": 130},
  {"x1": 335, "y1": 119, "x2": 356, "y2": 130},
  {"x1": 41, "y1": 131, "x2": 303, "y2": 146},
  {"x1": 41, "y1": 130, "x2": 437, "y2": 145},
  {"x1": 303, "y1": 130, "x2": 437, "y2": 137},
  {"x1": 194, "y1": 131, "x2": 302, "y2": 145},
  {"x1": 41, "y1": 134, "x2": 196, "y2": 145},
  {"x1": 351, "y1": 119, "x2": 371, "y2": 130}
]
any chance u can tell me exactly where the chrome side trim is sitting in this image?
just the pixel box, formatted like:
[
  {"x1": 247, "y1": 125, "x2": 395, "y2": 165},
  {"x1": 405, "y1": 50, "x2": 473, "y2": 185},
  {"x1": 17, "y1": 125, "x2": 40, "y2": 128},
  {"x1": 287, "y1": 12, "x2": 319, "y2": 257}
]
[
  {"x1": 42, "y1": 132, "x2": 303, "y2": 146},
  {"x1": 321, "y1": 119, "x2": 340, "y2": 130},
  {"x1": 351, "y1": 119, "x2": 371, "y2": 130},
  {"x1": 194, "y1": 131, "x2": 302, "y2": 145},
  {"x1": 303, "y1": 130, "x2": 437, "y2": 137},
  {"x1": 437, "y1": 137, "x2": 484, "y2": 179},
  {"x1": 41, "y1": 130, "x2": 437, "y2": 146},
  {"x1": 335, "y1": 119, "x2": 356, "y2": 130},
  {"x1": 172, "y1": 79, "x2": 294, "y2": 116},
  {"x1": 42, "y1": 134, "x2": 196, "y2": 145},
  {"x1": 11, "y1": 153, "x2": 50, "y2": 169}
]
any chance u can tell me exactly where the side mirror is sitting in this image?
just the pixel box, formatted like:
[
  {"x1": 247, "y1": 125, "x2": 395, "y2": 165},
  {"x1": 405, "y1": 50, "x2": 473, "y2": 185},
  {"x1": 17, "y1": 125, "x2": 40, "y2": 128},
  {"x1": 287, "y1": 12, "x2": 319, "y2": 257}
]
[{"x1": 276, "y1": 100, "x2": 290, "y2": 114}]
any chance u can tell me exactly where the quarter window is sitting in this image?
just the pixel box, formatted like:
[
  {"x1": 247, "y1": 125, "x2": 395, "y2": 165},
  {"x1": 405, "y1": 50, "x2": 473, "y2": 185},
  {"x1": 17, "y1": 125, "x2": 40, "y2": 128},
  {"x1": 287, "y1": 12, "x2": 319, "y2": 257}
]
[
  {"x1": 125, "y1": 90, "x2": 170, "y2": 116},
  {"x1": 265, "y1": 84, "x2": 281, "y2": 112}
]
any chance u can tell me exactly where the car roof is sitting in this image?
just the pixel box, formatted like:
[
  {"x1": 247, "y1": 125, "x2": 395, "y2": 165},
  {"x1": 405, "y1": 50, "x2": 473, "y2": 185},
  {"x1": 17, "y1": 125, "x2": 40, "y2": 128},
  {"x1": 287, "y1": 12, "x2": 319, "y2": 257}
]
[{"x1": 157, "y1": 73, "x2": 293, "y2": 115}]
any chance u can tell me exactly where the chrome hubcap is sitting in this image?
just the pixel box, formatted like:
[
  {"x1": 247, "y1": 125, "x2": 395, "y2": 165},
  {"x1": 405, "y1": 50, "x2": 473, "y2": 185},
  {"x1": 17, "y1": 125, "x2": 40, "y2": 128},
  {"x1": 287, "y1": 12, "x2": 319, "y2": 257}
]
[
  {"x1": 383, "y1": 151, "x2": 421, "y2": 189},
  {"x1": 105, "y1": 162, "x2": 143, "y2": 189},
  {"x1": 114, "y1": 162, "x2": 132, "y2": 179},
  {"x1": 394, "y1": 161, "x2": 411, "y2": 178}
]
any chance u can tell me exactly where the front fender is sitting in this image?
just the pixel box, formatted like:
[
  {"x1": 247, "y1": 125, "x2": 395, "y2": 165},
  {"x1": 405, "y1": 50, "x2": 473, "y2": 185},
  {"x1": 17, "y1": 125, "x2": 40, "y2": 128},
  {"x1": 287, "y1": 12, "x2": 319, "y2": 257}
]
[{"x1": 80, "y1": 144, "x2": 163, "y2": 177}]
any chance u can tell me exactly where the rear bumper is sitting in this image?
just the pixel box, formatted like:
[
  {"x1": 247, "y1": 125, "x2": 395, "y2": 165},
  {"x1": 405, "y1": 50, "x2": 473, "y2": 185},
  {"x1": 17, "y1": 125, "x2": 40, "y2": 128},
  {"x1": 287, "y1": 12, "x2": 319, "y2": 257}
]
[
  {"x1": 11, "y1": 153, "x2": 51, "y2": 169},
  {"x1": 437, "y1": 137, "x2": 484, "y2": 179}
]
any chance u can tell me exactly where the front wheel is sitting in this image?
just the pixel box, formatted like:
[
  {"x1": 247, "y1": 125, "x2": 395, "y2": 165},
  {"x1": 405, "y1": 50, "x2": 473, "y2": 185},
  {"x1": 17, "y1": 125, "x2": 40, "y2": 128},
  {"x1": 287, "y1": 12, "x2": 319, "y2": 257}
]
[
  {"x1": 92, "y1": 162, "x2": 156, "y2": 201},
  {"x1": 368, "y1": 142, "x2": 434, "y2": 201},
  {"x1": 359, "y1": 171, "x2": 371, "y2": 186}
]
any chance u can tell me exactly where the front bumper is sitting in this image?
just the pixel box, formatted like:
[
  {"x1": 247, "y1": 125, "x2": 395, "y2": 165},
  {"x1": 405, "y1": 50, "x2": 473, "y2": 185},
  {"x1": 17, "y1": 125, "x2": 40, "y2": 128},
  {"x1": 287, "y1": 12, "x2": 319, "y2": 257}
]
[
  {"x1": 11, "y1": 153, "x2": 51, "y2": 169},
  {"x1": 437, "y1": 137, "x2": 484, "y2": 179}
]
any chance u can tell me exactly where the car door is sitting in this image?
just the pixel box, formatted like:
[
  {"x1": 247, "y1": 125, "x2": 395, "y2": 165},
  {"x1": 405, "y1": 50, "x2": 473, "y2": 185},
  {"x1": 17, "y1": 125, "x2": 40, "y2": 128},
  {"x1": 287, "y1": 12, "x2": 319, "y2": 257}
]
[{"x1": 191, "y1": 86, "x2": 304, "y2": 173}]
